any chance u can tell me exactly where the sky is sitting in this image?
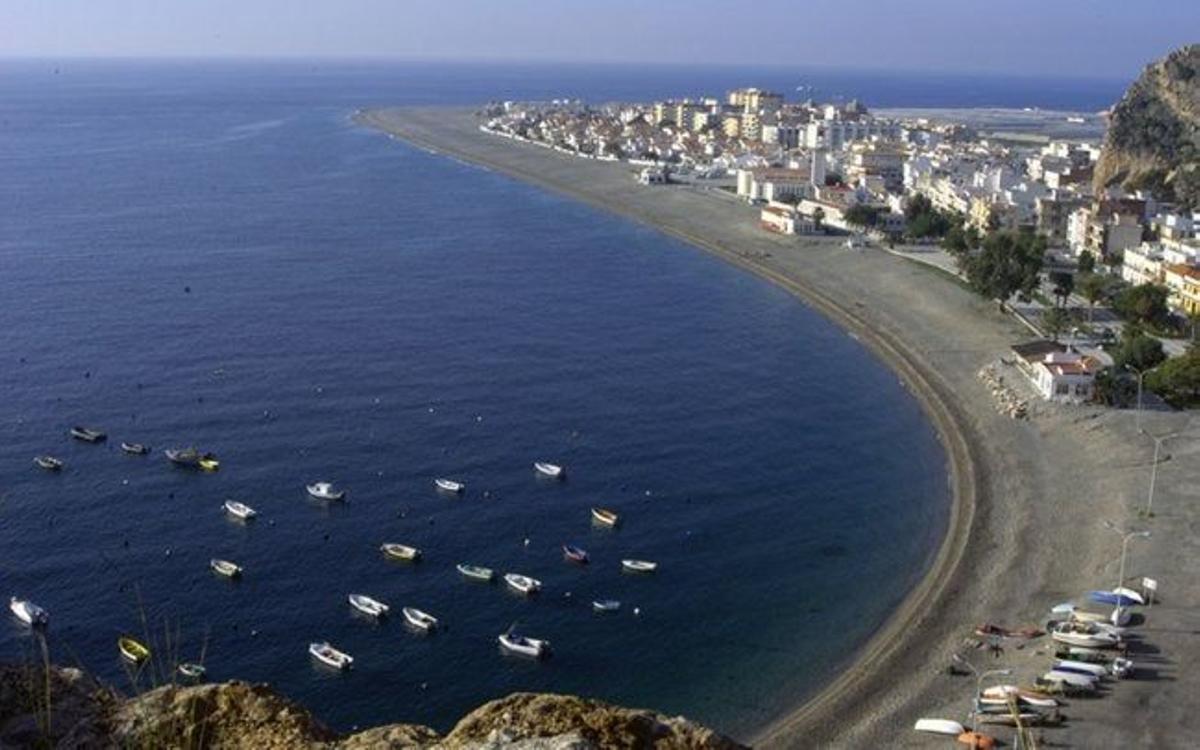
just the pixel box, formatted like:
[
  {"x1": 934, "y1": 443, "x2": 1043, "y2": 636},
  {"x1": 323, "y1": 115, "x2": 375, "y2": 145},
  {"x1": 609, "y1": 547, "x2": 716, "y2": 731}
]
[{"x1": 1, "y1": 0, "x2": 1195, "y2": 80}]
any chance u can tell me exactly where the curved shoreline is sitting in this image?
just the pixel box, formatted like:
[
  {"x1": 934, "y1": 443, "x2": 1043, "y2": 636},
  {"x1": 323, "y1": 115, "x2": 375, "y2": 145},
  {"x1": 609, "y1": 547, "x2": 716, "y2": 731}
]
[
  {"x1": 355, "y1": 107, "x2": 979, "y2": 742},
  {"x1": 352, "y1": 106, "x2": 1198, "y2": 749}
]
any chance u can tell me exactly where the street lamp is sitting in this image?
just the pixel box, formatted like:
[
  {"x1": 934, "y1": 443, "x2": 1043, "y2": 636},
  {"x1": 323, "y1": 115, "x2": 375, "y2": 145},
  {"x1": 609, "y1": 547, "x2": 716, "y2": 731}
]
[
  {"x1": 1144, "y1": 431, "x2": 1179, "y2": 518},
  {"x1": 952, "y1": 654, "x2": 1012, "y2": 733},
  {"x1": 1103, "y1": 521, "x2": 1151, "y2": 595}
]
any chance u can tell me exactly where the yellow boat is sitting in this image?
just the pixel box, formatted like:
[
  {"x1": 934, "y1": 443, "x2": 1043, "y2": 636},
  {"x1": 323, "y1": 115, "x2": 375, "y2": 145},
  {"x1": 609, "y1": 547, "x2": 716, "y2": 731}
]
[
  {"x1": 119, "y1": 636, "x2": 151, "y2": 664},
  {"x1": 198, "y1": 455, "x2": 220, "y2": 472}
]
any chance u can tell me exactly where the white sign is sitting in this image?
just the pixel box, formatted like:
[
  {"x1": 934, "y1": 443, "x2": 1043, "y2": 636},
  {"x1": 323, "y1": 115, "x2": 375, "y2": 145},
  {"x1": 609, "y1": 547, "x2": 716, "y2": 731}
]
[{"x1": 1143, "y1": 577, "x2": 1158, "y2": 592}]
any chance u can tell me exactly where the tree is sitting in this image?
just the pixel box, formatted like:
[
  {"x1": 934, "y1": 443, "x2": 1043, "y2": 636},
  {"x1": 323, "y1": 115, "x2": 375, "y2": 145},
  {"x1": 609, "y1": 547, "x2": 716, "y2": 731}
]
[
  {"x1": 961, "y1": 230, "x2": 1046, "y2": 310},
  {"x1": 812, "y1": 207, "x2": 825, "y2": 232},
  {"x1": 1113, "y1": 328, "x2": 1166, "y2": 372},
  {"x1": 1146, "y1": 346, "x2": 1200, "y2": 406},
  {"x1": 1078, "y1": 250, "x2": 1096, "y2": 274},
  {"x1": 1041, "y1": 307, "x2": 1072, "y2": 342},
  {"x1": 1112, "y1": 283, "x2": 1171, "y2": 328},
  {"x1": 844, "y1": 204, "x2": 881, "y2": 228},
  {"x1": 1077, "y1": 273, "x2": 1111, "y2": 323},
  {"x1": 1049, "y1": 270, "x2": 1075, "y2": 308},
  {"x1": 1187, "y1": 308, "x2": 1200, "y2": 343},
  {"x1": 941, "y1": 223, "x2": 979, "y2": 256}
]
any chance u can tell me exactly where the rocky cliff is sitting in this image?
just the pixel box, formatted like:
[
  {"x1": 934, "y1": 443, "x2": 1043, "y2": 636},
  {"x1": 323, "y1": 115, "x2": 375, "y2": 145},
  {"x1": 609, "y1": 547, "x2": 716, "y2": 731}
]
[
  {"x1": 1, "y1": 665, "x2": 745, "y2": 749},
  {"x1": 1094, "y1": 44, "x2": 1200, "y2": 209}
]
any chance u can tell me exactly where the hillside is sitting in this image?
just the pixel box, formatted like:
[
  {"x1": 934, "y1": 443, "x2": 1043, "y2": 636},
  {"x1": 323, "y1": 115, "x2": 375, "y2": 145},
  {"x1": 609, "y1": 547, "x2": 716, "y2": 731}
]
[{"x1": 1094, "y1": 44, "x2": 1200, "y2": 209}]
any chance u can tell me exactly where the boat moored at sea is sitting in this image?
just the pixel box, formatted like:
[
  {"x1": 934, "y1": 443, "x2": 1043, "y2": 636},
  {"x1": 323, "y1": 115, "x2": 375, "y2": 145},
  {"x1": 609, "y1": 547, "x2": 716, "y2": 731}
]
[
  {"x1": 621, "y1": 559, "x2": 657, "y2": 574},
  {"x1": 533, "y1": 462, "x2": 564, "y2": 479},
  {"x1": 34, "y1": 455, "x2": 64, "y2": 472},
  {"x1": 306, "y1": 482, "x2": 345, "y2": 501},
  {"x1": 119, "y1": 636, "x2": 151, "y2": 664},
  {"x1": 223, "y1": 500, "x2": 257, "y2": 520},
  {"x1": 210, "y1": 559, "x2": 243, "y2": 578},
  {"x1": 120, "y1": 442, "x2": 150, "y2": 455},
  {"x1": 309, "y1": 641, "x2": 353, "y2": 670},
  {"x1": 10, "y1": 597, "x2": 48, "y2": 627},
  {"x1": 198, "y1": 456, "x2": 220, "y2": 471},
  {"x1": 177, "y1": 663, "x2": 206, "y2": 679},
  {"x1": 380, "y1": 543, "x2": 422, "y2": 562},
  {"x1": 457, "y1": 563, "x2": 495, "y2": 582},
  {"x1": 434, "y1": 478, "x2": 465, "y2": 494},
  {"x1": 562, "y1": 544, "x2": 589, "y2": 564},
  {"x1": 592, "y1": 599, "x2": 621, "y2": 613},
  {"x1": 504, "y1": 573, "x2": 541, "y2": 595},
  {"x1": 165, "y1": 447, "x2": 218, "y2": 470},
  {"x1": 402, "y1": 607, "x2": 439, "y2": 632},
  {"x1": 348, "y1": 594, "x2": 389, "y2": 618},
  {"x1": 590, "y1": 507, "x2": 620, "y2": 527},
  {"x1": 498, "y1": 629, "x2": 549, "y2": 659},
  {"x1": 70, "y1": 426, "x2": 107, "y2": 443}
]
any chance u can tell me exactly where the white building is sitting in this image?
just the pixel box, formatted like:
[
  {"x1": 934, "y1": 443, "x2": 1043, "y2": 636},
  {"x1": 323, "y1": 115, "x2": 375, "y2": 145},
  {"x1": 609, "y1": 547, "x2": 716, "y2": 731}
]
[{"x1": 1012, "y1": 341, "x2": 1099, "y2": 404}]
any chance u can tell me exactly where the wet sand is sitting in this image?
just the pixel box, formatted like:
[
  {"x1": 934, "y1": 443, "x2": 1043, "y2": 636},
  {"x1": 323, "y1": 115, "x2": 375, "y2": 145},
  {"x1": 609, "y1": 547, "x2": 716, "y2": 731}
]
[{"x1": 357, "y1": 106, "x2": 1199, "y2": 748}]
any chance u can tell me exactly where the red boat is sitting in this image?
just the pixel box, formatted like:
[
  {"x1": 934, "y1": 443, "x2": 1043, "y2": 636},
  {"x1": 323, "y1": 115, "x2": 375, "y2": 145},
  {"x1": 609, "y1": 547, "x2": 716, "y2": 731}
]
[{"x1": 562, "y1": 544, "x2": 589, "y2": 564}]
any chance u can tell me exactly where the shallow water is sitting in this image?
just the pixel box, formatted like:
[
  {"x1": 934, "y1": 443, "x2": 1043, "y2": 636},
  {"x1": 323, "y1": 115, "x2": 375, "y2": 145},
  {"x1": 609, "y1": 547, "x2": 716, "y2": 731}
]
[{"x1": 0, "y1": 61, "x2": 958, "y2": 736}]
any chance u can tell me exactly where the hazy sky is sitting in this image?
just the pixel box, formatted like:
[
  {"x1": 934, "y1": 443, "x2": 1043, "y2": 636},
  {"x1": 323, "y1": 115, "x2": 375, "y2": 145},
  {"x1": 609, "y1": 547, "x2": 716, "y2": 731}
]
[{"x1": 2, "y1": 0, "x2": 1194, "y2": 79}]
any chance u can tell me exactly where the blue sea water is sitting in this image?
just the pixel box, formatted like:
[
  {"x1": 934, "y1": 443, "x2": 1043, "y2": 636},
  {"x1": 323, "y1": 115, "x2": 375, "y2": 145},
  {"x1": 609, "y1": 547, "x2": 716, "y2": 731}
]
[{"x1": 0, "y1": 59, "x2": 1100, "y2": 737}]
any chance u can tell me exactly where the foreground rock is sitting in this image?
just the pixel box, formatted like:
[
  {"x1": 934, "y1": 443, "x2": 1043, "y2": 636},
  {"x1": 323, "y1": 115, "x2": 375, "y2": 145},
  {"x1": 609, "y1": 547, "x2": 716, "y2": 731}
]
[
  {"x1": 1094, "y1": 43, "x2": 1200, "y2": 209},
  {"x1": 1, "y1": 665, "x2": 742, "y2": 749}
]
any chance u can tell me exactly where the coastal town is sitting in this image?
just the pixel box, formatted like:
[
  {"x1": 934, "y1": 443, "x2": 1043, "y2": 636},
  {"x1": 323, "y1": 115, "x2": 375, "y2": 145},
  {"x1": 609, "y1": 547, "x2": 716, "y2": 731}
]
[{"x1": 479, "y1": 87, "x2": 1200, "y2": 411}]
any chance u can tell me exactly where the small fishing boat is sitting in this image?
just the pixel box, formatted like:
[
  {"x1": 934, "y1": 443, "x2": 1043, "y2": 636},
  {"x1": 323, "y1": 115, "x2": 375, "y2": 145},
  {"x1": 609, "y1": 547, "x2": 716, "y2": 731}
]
[
  {"x1": 592, "y1": 599, "x2": 621, "y2": 613},
  {"x1": 1053, "y1": 659, "x2": 1109, "y2": 679},
  {"x1": 975, "y1": 711, "x2": 1052, "y2": 727},
  {"x1": 534, "y1": 462, "x2": 564, "y2": 479},
  {"x1": 198, "y1": 455, "x2": 220, "y2": 471},
  {"x1": 9, "y1": 597, "x2": 48, "y2": 627},
  {"x1": 222, "y1": 500, "x2": 257, "y2": 520},
  {"x1": 590, "y1": 507, "x2": 620, "y2": 527},
  {"x1": 348, "y1": 594, "x2": 389, "y2": 618},
  {"x1": 434, "y1": 478, "x2": 465, "y2": 494},
  {"x1": 70, "y1": 426, "x2": 107, "y2": 443},
  {"x1": 165, "y1": 447, "x2": 203, "y2": 467},
  {"x1": 1050, "y1": 621, "x2": 1120, "y2": 648},
  {"x1": 504, "y1": 573, "x2": 542, "y2": 595},
  {"x1": 621, "y1": 559, "x2": 658, "y2": 574},
  {"x1": 456, "y1": 563, "x2": 495, "y2": 582},
  {"x1": 309, "y1": 641, "x2": 353, "y2": 670},
  {"x1": 120, "y1": 442, "x2": 150, "y2": 455},
  {"x1": 562, "y1": 544, "x2": 589, "y2": 564},
  {"x1": 498, "y1": 629, "x2": 549, "y2": 659},
  {"x1": 210, "y1": 559, "x2": 242, "y2": 578},
  {"x1": 913, "y1": 718, "x2": 965, "y2": 736},
  {"x1": 177, "y1": 663, "x2": 206, "y2": 679},
  {"x1": 402, "y1": 607, "x2": 439, "y2": 632},
  {"x1": 981, "y1": 685, "x2": 1058, "y2": 708},
  {"x1": 1050, "y1": 602, "x2": 1111, "y2": 623},
  {"x1": 380, "y1": 543, "x2": 422, "y2": 562},
  {"x1": 1088, "y1": 589, "x2": 1143, "y2": 607},
  {"x1": 119, "y1": 636, "x2": 151, "y2": 664},
  {"x1": 306, "y1": 482, "x2": 345, "y2": 501},
  {"x1": 1040, "y1": 669, "x2": 1098, "y2": 688},
  {"x1": 34, "y1": 455, "x2": 64, "y2": 472}
]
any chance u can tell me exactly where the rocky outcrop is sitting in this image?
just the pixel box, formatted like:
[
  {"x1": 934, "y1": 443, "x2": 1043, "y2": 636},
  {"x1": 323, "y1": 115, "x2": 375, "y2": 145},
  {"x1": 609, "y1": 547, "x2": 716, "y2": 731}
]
[
  {"x1": 1094, "y1": 44, "x2": 1200, "y2": 209},
  {"x1": 0, "y1": 665, "x2": 743, "y2": 749}
]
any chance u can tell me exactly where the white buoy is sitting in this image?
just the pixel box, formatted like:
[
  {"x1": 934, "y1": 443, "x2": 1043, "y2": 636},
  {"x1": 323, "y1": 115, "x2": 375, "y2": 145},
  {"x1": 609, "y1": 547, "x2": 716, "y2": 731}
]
[
  {"x1": 634, "y1": 607, "x2": 641, "y2": 616},
  {"x1": 523, "y1": 538, "x2": 530, "y2": 547}
]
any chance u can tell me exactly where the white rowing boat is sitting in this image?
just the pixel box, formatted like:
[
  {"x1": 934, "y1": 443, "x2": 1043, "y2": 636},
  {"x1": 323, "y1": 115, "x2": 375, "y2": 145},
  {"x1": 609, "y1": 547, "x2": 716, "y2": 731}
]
[
  {"x1": 504, "y1": 573, "x2": 541, "y2": 595},
  {"x1": 981, "y1": 685, "x2": 1058, "y2": 708},
  {"x1": 591, "y1": 507, "x2": 620, "y2": 527},
  {"x1": 210, "y1": 559, "x2": 242, "y2": 578},
  {"x1": 403, "y1": 607, "x2": 439, "y2": 632},
  {"x1": 592, "y1": 599, "x2": 621, "y2": 613},
  {"x1": 621, "y1": 559, "x2": 657, "y2": 574},
  {"x1": 534, "y1": 462, "x2": 564, "y2": 479},
  {"x1": 434, "y1": 478, "x2": 465, "y2": 494},
  {"x1": 380, "y1": 543, "x2": 422, "y2": 562},
  {"x1": 498, "y1": 631, "x2": 549, "y2": 659},
  {"x1": 9, "y1": 597, "x2": 48, "y2": 627},
  {"x1": 348, "y1": 594, "x2": 389, "y2": 618},
  {"x1": 309, "y1": 641, "x2": 353, "y2": 670},
  {"x1": 306, "y1": 482, "x2": 345, "y2": 501},
  {"x1": 223, "y1": 500, "x2": 257, "y2": 520},
  {"x1": 456, "y1": 563, "x2": 495, "y2": 582},
  {"x1": 913, "y1": 718, "x2": 964, "y2": 736}
]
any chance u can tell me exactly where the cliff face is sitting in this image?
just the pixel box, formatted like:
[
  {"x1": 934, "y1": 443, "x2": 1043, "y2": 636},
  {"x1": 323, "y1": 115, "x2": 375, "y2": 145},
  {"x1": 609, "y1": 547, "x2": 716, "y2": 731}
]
[
  {"x1": 1, "y1": 666, "x2": 745, "y2": 749},
  {"x1": 1094, "y1": 44, "x2": 1200, "y2": 209}
]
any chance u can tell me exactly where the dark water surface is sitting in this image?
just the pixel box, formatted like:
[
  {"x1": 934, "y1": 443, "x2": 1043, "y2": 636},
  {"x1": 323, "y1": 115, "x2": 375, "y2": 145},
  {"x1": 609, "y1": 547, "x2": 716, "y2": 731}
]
[{"x1": 1, "y1": 61, "x2": 966, "y2": 736}]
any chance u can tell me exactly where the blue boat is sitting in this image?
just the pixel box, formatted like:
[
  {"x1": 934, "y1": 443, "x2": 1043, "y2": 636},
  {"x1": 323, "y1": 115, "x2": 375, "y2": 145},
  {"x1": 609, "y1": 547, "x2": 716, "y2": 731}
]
[
  {"x1": 1087, "y1": 590, "x2": 1140, "y2": 608},
  {"x1": 562, "y1": 544, "x2": 589, "y2": 564}
]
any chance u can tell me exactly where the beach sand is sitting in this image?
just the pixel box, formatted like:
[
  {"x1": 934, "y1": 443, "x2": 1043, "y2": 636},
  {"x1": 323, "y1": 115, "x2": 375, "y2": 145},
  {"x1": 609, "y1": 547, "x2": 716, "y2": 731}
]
[{"x1": 358, "y1": 107, "x2": 1199, "y2": 748}]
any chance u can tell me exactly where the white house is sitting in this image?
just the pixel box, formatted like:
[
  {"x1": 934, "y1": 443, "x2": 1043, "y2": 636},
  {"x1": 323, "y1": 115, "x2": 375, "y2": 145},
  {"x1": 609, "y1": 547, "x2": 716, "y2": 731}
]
[{"x1": 1011, "y1": 341, "x2": 1099, "y2": 404}]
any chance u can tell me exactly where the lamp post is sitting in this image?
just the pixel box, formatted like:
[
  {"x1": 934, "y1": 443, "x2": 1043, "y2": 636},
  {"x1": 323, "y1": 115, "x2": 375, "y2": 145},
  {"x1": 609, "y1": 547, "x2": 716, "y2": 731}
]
[
  {"x1": 952, "y1": 654, "x2": 1011, "y2": 734},
  {"x1": 1144, "y1": 431, "x2": 1178, "y2": 518},
  {"x1": 1103, "y1": 521, "x2": 1150, "y2": 595}
]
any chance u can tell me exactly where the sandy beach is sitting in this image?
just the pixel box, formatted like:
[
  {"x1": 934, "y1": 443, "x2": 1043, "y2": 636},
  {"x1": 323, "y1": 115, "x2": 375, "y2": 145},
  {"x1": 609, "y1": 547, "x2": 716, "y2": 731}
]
[{"x1": 358, "y1": 107, "x2": 1199, "y2": 748}]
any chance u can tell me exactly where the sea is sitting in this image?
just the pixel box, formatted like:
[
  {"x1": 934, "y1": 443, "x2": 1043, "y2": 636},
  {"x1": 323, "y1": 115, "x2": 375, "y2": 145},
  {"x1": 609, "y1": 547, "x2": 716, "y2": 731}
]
[{"x1": 0, "y1": 60, "x2": 1123, "y2": 737}]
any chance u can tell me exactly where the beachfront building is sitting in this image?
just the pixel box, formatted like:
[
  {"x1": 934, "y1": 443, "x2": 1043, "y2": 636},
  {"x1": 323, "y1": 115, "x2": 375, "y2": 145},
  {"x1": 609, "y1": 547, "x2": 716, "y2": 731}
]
[
  {"x1": 1011, "y1": 341, "x2": 1099, "y2": 404},
  {"x1": 736, "y1": 167, "x2": 813, "y2": 203},
  {"x1": 760, "y1": 205, "x2": 816, "y2": 235}
]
